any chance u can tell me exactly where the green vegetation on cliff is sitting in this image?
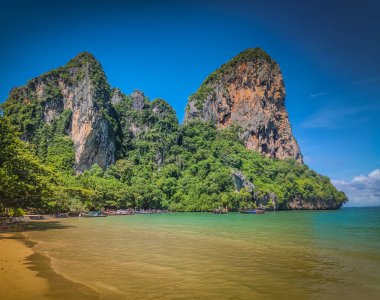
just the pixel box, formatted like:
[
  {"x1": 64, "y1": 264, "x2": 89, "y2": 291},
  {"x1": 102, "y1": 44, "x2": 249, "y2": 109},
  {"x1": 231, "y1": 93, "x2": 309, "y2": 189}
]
[
  {"x1": 0, "y1": 51, "x2": 347, "y2": 213},
  {"x1": 0, "y1": 110, "x2": 347, "y2": 213}
]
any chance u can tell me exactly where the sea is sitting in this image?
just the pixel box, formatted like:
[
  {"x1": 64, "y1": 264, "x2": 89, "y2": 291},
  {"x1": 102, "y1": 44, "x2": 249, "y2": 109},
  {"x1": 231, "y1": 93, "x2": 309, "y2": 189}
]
[{"x1": 25, "y1": 207, "x2": 380, "y2": 299}]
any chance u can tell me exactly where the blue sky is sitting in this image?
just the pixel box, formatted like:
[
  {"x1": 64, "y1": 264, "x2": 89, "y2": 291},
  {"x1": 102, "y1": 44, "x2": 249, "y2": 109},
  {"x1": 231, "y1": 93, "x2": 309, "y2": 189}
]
[{"x1": 1, "y1": 0, "x2": 379, "y2": 206}]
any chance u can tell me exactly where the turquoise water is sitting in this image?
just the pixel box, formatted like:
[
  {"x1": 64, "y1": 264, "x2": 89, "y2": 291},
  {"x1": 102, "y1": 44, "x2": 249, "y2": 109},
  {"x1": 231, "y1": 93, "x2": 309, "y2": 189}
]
[{"x1": 26, "y1": 208, "x2": 380, "y2": 299}]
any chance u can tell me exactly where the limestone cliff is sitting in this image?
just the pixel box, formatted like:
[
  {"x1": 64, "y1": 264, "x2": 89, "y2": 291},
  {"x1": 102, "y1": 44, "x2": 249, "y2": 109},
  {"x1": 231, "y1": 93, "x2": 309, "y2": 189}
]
[
  {"x1": 185, "y1": 48, "x2": 302, "y2": 162},
  {"x1": 2, "y1": 52, "x2": 115, "y2": 172},
  {"x1": 1, "y1": 50, "x2": 347, "y2": 210}
]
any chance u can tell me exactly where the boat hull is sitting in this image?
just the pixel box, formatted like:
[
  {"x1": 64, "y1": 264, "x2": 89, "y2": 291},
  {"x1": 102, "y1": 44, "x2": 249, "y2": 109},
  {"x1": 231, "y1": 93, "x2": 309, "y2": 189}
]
[{"x1": 240, "y1": 210, "x2": 265, "y2": 214}]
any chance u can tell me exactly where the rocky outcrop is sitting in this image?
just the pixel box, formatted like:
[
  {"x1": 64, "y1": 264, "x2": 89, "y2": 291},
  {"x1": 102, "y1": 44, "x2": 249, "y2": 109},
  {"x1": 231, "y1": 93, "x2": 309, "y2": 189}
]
[
  {"x1": 3, "y1": 48, "x2": 302, "y2": 172},
  {"x1": 130, "y1": 90, "x2": 145, "y2": 111},
  {"x1": 287, "y1": 198, "x2": 344, "y2": 210},
  {"x1": 233, "y1": 170, "x2": 255, "y2": 192},
  {"x1": 111, "y1": 88, "x2": 123, "y2": 105},
  {"x1": 185, "y1": 48, "x2": 302, "y2": 162},
  {"x1": 4, "y1": 52, "x2": 115, "y2": 172}
]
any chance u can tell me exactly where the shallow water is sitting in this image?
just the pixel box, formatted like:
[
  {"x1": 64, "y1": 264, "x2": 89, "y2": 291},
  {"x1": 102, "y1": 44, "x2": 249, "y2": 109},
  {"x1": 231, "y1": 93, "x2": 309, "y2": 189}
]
[{"x1": 26, "y1": 208, "x2": 380, "y2": 299}]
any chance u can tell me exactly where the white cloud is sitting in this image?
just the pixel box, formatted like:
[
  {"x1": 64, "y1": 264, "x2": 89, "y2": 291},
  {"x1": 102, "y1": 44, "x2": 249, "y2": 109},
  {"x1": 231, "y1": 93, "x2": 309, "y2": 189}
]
[{"x1": 332, "y1": 169, "x2": 380, "y2": 207}]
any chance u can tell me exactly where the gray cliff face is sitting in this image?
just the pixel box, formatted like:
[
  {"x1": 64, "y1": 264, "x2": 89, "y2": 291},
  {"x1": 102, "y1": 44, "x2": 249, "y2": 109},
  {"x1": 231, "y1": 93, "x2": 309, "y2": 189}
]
[
  {"x1": 130, "y1": 90, "x2": 145, "y2": 110},
  {"x1": 111, "y1": 88, "x2": 123, "y2": 105},
  {"x1": 185, "y1": 48, "x2": 302, "y2": 163},
  {"x1": 287, "y1": 198, "x2": 343, "y2": 210},
  {"x1": 7, "y1": 52, "x2": 115, "y2": 172}
]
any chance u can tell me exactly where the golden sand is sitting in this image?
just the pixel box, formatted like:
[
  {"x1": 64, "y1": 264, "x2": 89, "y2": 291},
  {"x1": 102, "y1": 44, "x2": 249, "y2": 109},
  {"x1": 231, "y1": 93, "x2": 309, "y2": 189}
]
[
  {"x1": 0, "y1": 232, "x2": 50, "y2": 300},
  {"x1": 0, "y1": 222, "x2": 99, "y2": 300}
]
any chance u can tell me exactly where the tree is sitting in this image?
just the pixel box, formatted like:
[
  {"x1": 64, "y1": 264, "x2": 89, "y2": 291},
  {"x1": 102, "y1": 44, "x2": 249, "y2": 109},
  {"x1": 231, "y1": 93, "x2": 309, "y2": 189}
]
[{"x1": 0, "y1": 117, "x2": 54, "y2": 210}]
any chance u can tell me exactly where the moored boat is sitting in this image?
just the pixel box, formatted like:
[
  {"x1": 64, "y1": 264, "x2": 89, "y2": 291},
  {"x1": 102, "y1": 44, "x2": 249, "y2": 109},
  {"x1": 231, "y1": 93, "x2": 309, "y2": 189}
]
[
  {"x1": 240, "y1": 209, "x2": 265, "y2": 214},
  {"x1": 105, "y1": 210, "x2": 134, "y2": 216},
  {"x1": 82, "y1": 211, "x2": 107, "y2": 217}
]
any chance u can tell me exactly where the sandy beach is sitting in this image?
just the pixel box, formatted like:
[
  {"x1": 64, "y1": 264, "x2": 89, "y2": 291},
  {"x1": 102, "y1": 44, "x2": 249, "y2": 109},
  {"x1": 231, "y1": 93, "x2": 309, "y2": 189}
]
[
  {"x1": 0, "y1": 232, "x2": 50, "y2": 300},
  {"x1": 0, "y1": 222, "x2": 99, "y2": 300}
]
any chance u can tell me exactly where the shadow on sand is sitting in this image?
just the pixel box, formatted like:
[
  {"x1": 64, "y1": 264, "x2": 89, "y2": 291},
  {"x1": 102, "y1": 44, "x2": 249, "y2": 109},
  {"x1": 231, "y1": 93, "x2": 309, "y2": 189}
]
[
  {"x1": 26, "y1": 252, "x2": 99, "y2": 300},
  {"x1": 0, "y1": 220, "x2": 75, "y2": 237},
  {"x1": 0, "y1": 220, "x2": 99, "y2": 299}
]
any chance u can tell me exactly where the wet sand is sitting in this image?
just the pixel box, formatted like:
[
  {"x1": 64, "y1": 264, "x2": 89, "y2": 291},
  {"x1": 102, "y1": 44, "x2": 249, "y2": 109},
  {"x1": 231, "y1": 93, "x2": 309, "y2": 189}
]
[
  {"x1": 0, "y1": 226, "x2": 98, "y2": 300},
  {"x1": 0, "y1": 232, "x2": 50, "y2": 300}
]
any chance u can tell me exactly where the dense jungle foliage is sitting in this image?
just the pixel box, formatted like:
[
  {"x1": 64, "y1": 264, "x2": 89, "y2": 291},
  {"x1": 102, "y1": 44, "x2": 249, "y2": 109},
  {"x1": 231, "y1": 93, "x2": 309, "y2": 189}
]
[{"x1": 0, "y1": 101, "x2": 347, "y2": 213}]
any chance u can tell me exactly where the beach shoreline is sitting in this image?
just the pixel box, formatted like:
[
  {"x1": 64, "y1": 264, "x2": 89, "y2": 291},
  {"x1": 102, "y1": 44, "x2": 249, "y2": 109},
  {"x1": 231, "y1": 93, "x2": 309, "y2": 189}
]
[
  {"x1": 0, "y1": 223, "x2": 99, "y2": 300},
  {"x1": 0, "y1": 231, "x2": 50, "y2": 300}
]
